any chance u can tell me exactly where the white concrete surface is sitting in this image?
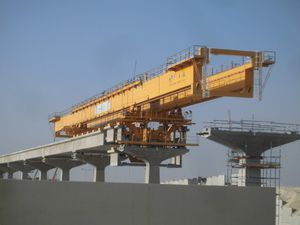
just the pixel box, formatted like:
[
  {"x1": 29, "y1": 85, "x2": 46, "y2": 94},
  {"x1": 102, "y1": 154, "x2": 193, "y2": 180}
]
[
  {"x1": 279, "y1": 187, "x2": 300, "y2": 225},
  {"x1": 205, "y1": 175, "x2": 226, "y2": 186},
  {"x1": 0, "y1": 131, "x2": 105, "y2": 164}
]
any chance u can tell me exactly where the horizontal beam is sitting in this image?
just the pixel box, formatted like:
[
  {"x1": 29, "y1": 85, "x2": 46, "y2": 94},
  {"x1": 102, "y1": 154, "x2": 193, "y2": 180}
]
[
  {"x1": 209, "y1": 48, "x2": 257, "y2": 57},
  {"x1": 0, "y1": 131, "x2": 105, "y2": 164}
]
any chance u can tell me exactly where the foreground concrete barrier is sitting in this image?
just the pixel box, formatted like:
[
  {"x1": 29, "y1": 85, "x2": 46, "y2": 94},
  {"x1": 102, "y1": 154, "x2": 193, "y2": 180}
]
[{"x1": 0, "y1": 180, "x2": 276, "y2": 225}]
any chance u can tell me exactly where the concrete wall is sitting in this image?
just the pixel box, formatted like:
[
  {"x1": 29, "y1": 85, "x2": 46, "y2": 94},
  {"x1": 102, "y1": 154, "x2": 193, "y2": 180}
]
[
  {"x1": 279, "y1": 200, "x2": 300, "y2": 225},
  {"x1": 0, "y1": 180, "x2": 276, "y2": 225},
  {"x1": 279, "y1": 187, "x2": 300, "y2": 225},
  {"x1": 206, "y1": 175, "x2": 226, "y2": 186}
]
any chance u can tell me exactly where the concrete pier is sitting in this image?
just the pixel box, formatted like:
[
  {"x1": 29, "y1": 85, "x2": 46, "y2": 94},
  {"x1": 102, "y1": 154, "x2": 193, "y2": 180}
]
[
  {"x1": 43, "y1": 158, "x2": 85, "y2": 181},
  {"x1": 27, "y1": 160, "x2": 55, "y2": 180},
  {"x1": 0, "y1": 165, "x2": 7, "y2": 178},
  {"x1": 200, "y1": 123, "x2": 300, "y2": 186},
  {"x1": 8, "y1": 162, "x2": 34, "y2": 180},
  {"x1": 7, "y1": 171, "x2": 14, "y2": 179},
  {"x1": 76, "y1": 153, "x2": 110, "y2": 182},
  {"x1": 123, "y1": 147, "x2": 189, "y2": 184},
  {"x1": 0, "y1": 164, "x2": 17, "y2": 179},
  {"x1": 237, "y1": 156, "x2": 262, "y2": 186}
]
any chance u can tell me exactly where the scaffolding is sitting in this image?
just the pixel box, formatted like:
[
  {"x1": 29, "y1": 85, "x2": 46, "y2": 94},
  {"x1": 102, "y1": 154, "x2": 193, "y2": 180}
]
[
  {"x1": 227, "y1": 147, "x2": 282, "y2": 225},
  {"x1": 202, "y1": 119, "x2": 300, "y2": 225},
  {"x1": 227, "y1": 148, "x2": 281, "y2": 188},
  {"x1": 203, "y1": 119, "x2": 299, "y2": 188}
]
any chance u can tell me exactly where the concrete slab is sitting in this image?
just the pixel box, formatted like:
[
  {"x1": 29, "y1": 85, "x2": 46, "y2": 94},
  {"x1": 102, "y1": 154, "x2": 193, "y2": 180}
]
[{"x1": 202, "y1": 128, "x2": 300, "y2": 155}]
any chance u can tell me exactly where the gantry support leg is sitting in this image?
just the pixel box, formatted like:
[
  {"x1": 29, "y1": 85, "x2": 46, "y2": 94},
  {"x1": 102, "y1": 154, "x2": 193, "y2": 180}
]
[
  {"x1": 123, "y1": 147, "x2": 189, "y2": 184},
  {"x1": 76, "y1": 153, "x2": 110, "y2": 182},
  {"x1": 27, "y1": 160, "x2": 55, "y2": 181},
  {"x1": 43, "y1": 158, "x2": 85, "y2": 181}
]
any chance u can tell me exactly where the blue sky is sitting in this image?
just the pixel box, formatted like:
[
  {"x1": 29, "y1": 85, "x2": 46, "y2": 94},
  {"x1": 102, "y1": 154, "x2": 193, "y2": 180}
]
[{"x1": 0, "y1": 0, "x2": 299, "y2": 185}]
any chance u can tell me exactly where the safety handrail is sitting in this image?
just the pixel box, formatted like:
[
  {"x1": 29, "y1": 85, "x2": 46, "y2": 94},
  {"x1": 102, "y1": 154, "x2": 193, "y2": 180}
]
[{"x1": 203, "y1": 120, "x2": 300, "y2": 134}]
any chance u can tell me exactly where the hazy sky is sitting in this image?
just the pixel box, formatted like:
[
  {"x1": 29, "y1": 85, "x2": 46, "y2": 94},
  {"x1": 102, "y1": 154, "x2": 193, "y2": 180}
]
[{"x1": 0, "y1": 0, "x2": 299, "y2": 186}]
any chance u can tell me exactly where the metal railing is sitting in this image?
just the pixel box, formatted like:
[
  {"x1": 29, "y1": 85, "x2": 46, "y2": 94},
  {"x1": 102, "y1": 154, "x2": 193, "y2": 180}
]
[
  {"x1": 206, "y1": 61, "x2": 250, "y2": 77},
  {"x1": 166, "y1": 45, "x2": 203, "y2": 65},
  {"x1": 203, "y1": 120, "x2": 300, "y2": 134},
  {"x1": 262, "y1": 51, "x2": 276, "y2": 64}
]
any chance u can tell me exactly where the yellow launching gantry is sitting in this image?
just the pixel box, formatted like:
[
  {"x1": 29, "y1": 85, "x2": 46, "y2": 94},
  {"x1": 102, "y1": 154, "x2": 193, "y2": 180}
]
[{"x1": 49, "y1": 46, "x2": 275, "y2": 148}]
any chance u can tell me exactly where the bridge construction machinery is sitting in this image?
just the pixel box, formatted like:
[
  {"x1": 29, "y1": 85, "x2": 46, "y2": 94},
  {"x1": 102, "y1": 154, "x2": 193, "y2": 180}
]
[
  {"x1": 49, "y1": 46, "x2": 275, "y2": 144},
  {"x1": 0, "y1": 45, "x2": 275, "y2": 183}
]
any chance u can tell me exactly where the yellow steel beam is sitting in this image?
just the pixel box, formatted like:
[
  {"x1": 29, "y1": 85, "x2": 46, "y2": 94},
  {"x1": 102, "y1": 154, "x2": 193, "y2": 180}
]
[
  {"x1": 50, "y1": 46, "x2": 274, "y2": 137},
  {"x1": 209, "y1": 48, "x2": 257, "y2": 57}
]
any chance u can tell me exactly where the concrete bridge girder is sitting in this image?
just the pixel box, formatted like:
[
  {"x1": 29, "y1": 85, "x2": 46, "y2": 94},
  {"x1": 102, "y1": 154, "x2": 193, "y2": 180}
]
[{"x1": 0, "y1": 131, "x2": 105, "y2": 165}]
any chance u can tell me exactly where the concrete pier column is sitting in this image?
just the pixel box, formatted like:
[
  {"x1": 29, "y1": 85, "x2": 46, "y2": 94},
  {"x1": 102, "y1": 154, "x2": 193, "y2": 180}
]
[
  {"x1": 238, "y1": 156, "x2": 262, "y2": 186},
  {"x1": 123, "y1": 147, "x2": 189, "y2": 184},
  {"x1": 43, "y1": 158, "x2": 85, "y2": 181},
  {"x1": 76, "y1": 153, "x2": 110, "y2": 182},
  {"x1": 93, "y1": 166, "x2": 105, "y2": 182},
  {"x1": 22, "y1": 172, "x2": 31, "y2": 180},
  {"x1": 61, "y1": 169, "x2": 70, "y2": 181},
  {"x1": 0, "y1": 167, "x2": 6, "y2": 179},
  {"x1": 0, "y1": 164, "x2": 17, "y2": 179},
  {"x1": 27, "y1": 160, "x2": 55, "y2": 180},
  {"x1": 0, "y1": 166, "x2": 7, "y2": 179},
  {"x1": 40, "y1": 170, "x2": 48, "y2": 180},
  {"x1": 144, "y1": 161, "x2": 161, "y2": 184},
  {"x1": 7, "y1": 171, "x2": 14, "y2": 179},
  {"x1": 8, "y1": 162, "x2": 34, "y2": 180}
]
